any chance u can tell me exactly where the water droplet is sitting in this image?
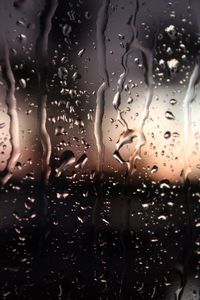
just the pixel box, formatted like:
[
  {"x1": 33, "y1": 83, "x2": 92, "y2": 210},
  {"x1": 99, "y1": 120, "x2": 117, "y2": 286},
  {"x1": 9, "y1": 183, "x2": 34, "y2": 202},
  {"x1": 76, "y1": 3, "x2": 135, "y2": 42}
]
[
  {"x1": 167, "y1": 58, "x2": 179, "y2": 75},
  {"x1": 56, "y1": 192, "x2": 69, "y2": 199},
  {"x1": 78, "y1": 48, "x2": 85, "y2": 57},
  {"x1": 165, "y1": 111, "x2": 175, "y2": 120},
  {"x1": 0, "y1": 123, "x2": 5, "y2": 129},
  {"x1": 19, "y1": 78, "x2": 26, "y2": 89},
  {"x1": 75, "y1": 153, "x2": 88, "y2": 169},
  {"x1": 56, "y1": 150, "x2": 75, "y2": 173},
  {"x1": 127, "y1": 97, "x2": 133, "y2": 104},
  {"x1": 74, "y1": 118, "x2": 84, "y2": 128},
  {"x1": 16, "y1": 162, "x2": 22, "y2": 170},
  {"x1": 160, "y1": 180, "x2": 170, "y2": 189},
  {"x1": 72, "y1": 71, "x2": 81, "y2": 81},
  {"x1": 151, "y1": 165, "x2": 158, "y2": 174},
  {"x1": 169, "y1": 98, "x2": 177, "y2": 105},
  {"x1": 158, "y1": 215, "x2": 168, "y2": 220},
  {"x1": 164, "y1": 131, "x2": 171, "y2": 139},
  {"x1": 165, "y1": 25, "x2": 176, "y2": 40},
  {"x1": 58, "y1": 67, "x2": 68, "y2": 80},
  {"x1": 55, "y1": 126, "x2": 65, "y2": 136},
  {"x1": 62, "y1": 24, "x2": 72, "y2": 36},
  {"x1": 17, "y1": 33, "x2": 27, "y2": 43}
]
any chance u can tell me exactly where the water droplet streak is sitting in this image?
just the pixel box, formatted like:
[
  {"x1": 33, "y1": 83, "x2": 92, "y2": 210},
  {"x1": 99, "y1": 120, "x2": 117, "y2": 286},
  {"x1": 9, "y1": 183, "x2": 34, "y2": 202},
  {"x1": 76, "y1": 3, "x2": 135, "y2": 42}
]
[
  {"x1": 112, "y1": 12, "x2": 137, "y2": 130},
  {"x1": 0, "y1": 18, "x2": 20, "y2": 185},
  {"x1": 177, "y1": 61, "x2": 200, "y2": 300},
  {"x1": 36, "y1": 0, "x2": 58, "y2": 184},
  {"x1": 94, "y1": 0, "x2": 110, "y2": 173},
  {"x1": 93, "y1": 0, "x2": 110, "y2": 232},
  {"x1": 183, "y1": 62, "x2": 200, "y2": 180},
  {"x1": 113, "y1": 0, "x2": 157, "y2": 176},
  {"x1": 130, "y1": 45, "x2": 154, "y2": 174}
]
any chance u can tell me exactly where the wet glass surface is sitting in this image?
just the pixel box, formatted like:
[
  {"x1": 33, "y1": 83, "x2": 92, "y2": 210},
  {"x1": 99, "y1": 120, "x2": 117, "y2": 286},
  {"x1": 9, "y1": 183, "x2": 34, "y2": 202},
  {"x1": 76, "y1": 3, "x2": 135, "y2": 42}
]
[{"x1": 0, "y1": 0, "x2": 200, "y2": 299}]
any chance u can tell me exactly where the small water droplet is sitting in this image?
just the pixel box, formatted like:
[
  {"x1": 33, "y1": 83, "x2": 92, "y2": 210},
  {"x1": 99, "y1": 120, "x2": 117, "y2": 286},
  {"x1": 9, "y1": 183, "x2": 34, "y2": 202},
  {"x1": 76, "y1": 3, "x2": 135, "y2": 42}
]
[
  {"x1": 195, "y1": 222, "x2": 200, "y2": 228},
  {"x1": 167, "y1": 58, "x2": 179, "y2": 75},
  {"x1": 78, "y1": 48, "x2": 85, "y2": 57},
  {"x1": 158, "y1": 215, "x2": 168, "y2": 220},
  {"x1": 62, "y1": 24, "x2": 72, "y2": 36},
  {"x1": 151, "y1": 165, "x2": 158, "y2": 174},
  {"x1": 165, "y1": 111, "x2": 175, "y2": 120},
  {"x1": 169, "y1": 98, "x2": 177, "y2": 105},
  {"x1": 58, "y1": 66, "x2": 68, "y2": 80},
  {"x1": 165, "y1": 25, "x2": 176, "y2": 40},
  {"x1": 75, "y1": 153, "x2": 88, "y2": 169},
  {"x1": 56, "y1": 150, "x2": 75, "y2": 174},
  {"x1": 19, "y1": 78, "x2": 26, "y2": 89},
  {"x1": 164, "y1": 131, "x2": 171, "y2": 139}
]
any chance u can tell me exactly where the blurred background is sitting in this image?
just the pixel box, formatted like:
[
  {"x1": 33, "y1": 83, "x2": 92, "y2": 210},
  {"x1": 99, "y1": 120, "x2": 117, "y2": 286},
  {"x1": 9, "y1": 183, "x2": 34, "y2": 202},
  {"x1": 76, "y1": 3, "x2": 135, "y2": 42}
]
[{"x1": 0, "y1": 0, "x2": 200, "y2": 299}]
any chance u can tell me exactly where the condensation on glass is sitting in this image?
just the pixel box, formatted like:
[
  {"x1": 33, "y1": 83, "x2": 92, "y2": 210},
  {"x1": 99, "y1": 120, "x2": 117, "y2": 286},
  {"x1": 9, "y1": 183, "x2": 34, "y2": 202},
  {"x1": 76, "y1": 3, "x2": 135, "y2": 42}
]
[{"x1": 0, "y1": 0, "x2": 200, "y2": 299}]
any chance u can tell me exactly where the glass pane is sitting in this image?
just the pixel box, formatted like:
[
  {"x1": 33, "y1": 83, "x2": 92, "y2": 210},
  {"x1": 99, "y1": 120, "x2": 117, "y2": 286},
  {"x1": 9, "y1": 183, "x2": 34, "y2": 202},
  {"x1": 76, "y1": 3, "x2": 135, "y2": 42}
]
[{"x1": 0, "y1": 0, "x2": 200, "y2": 299}]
